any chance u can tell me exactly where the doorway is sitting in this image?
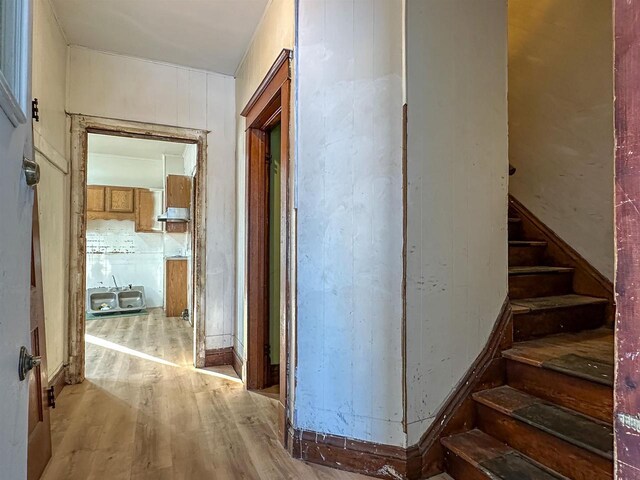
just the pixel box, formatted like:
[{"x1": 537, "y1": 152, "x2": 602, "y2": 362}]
[
  {"x1": 242, "y1": 49, "x2": 292, "y2": 444},
  {"x1": 67, "y1": 115, "x2": 208, "y2": 384},
  {"x1": 83, "y1": 133, "x2": 197, "y2": 372}
]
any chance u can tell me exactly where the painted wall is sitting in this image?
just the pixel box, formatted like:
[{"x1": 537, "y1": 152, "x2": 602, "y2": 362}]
[
  {"x1": 295, "y1": 0, "x2": 405, "y2": 446},
  {"x1": 67, "y1": 46, "x2": 237, "y2": 351},
  {"x1": 508, "y1": 0, "x2": 614, "y2": 279},
  {"x1": 87, "y1": 153, "x2": 165, "y2": 189},
  {"x1": 234, "y1": 0, "x2": 295, "y2": 362},
  {"x1": 405, "y1": 0, "x2": 509, "y2": 445},
  {"x1": 33, "y1": 0, "x2": 70, "y2": 379}
]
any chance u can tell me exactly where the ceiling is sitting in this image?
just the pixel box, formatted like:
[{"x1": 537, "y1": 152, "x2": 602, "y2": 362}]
[
  {"x1": 51, "y1": 0, "x2": 269, "y2": 75},
  {"x1": 88, "y1": 134, "x2": 187, "y2": 160}
]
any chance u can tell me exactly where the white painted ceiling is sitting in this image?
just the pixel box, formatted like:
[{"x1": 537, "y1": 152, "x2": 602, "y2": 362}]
[
  {"x1": 88, "y1": 134, "x2": 187, "y2": 160},
  {"x1": 51, "y1": 0, "x2": 269, "y2": 75}
]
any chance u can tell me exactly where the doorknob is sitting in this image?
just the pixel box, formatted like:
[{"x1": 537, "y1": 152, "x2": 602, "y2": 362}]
[
  {"x1": 18, "y1": 346, "x2": 41, "y2": 381},
  {"x1": 22, "y1": 157, "x2": 40, "y2": 187}
]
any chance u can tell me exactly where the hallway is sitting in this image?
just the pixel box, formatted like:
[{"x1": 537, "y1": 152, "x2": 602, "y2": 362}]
[{"x1": 40, "y1": 311, "x2": 370, "y2": 480}]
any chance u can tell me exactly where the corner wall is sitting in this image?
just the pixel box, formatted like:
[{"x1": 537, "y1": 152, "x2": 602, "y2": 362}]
[
  {"x1": 405, "y1": 0, "x2": 509, "y2": 445},
  {"x1": 294, "y1": 0, "x2": 405, "y2": 446},
  {"x1": 234, "y1": 0, "x2": 295, "y2": 364},
  {"x1": 33, "y1": 0, "x2": 70, "y2": 379},
  {"x1": 66, "y1": 46, "x2": 237, "y2": 352},
  {"x1": 508, "y1": 0, "x2": 614, "y2": 280}
]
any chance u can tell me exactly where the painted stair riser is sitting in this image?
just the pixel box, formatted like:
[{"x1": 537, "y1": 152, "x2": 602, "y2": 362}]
[
  {"x1": 509, "y1": 272, "x2": 574, "y2": 299},
  {"x1": 514, "y1": 304, "x2": 606, "y2": 341},
  {"x1": 475, "y1": 405, "x2": 612, "y2": 480},
  {"x1": 506, "y1": 360, "x2": 613, "y2": 423}
]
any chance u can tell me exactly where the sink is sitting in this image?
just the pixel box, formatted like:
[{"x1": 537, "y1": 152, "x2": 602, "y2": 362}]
[
  {"x1": 89, "y1": 292, "x2": 118, "y2": 312},
  {"x1": 87, "y1": 286, "x2": 146, "y2": 315},
  {"x1": 118, "y1": 290, "x2": 145, "y2": 310}
]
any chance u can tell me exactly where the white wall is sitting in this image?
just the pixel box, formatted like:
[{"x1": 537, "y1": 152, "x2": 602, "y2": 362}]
[
  {"x1": 33, "y1": 0, "x2": 70, "y2": 379},
  {"x1": 405, "y1": 0, "x2": 509, "y2": 445},
  {"x1": 234, "y1": 0, "x2": 295, "y2": 362},
  {"x1": 508, "y1": 0, "x2": 614, "y2": 280},
  {"x1": 294, "y1": 0, "x2": 405, "y2": 446},
  {"x1": 86, "y1": 220, "x2": 165, "y2": 307},
  {"x1": 87, "y1": 153, "x2": 165, "y2": 189},
  {"x1": 67, "y1": 46, "x2": 237, "y2": 351}
]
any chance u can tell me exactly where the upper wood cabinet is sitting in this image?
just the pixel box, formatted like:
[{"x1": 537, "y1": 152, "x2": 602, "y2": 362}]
[
  {"x1": 87, "y1": 186, "x2": 106, "y2": 212},
  {"x1": 87, "y1": 185, "x2": 135, "y2": 221},
  {"x1": 166, "y1": 175, "x2": 191, "y2": 233},
  {"x1": 135, "y1": 188, "x2": 163, "y2": 233},
  {"x1": 105, "y1": 187, "x2": 134, "y2": 213}
]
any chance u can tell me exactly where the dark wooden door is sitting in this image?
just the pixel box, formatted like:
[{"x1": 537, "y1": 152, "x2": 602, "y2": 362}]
[{"x1": 27, "y1": 192, "x2": 52, "y2": 480}]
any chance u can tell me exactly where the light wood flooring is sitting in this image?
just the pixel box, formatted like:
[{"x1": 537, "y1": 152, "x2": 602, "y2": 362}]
[{"x1": 40, "y1": 309, "x2": 373, "y2": 480}]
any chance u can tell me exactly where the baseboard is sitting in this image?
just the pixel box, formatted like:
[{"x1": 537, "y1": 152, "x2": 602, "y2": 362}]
[
  {"x1": 289, "y1": 425, "x2": 422, "y2": 479},
  {"x1": 509, "y1": 195, "x2": 615, "y2": 324},
  {"x1": 48, "y1": 365, "x2": 67, "y2": 401},
  {"x1": 416, "y1": 297, "x2": 511, "y2": 477},
  {"x1": 269, "y1": 364, "x2": 279, "y2": 385},
  {"x1": 232, "y1": 348, "x2": 243, "y2": 379},
  {"x1": 286, "y1": 298, "x2": 511, "y2": 479},
  {"x1": 204, "y1": 347, "x2": 233, "y2": 367}
]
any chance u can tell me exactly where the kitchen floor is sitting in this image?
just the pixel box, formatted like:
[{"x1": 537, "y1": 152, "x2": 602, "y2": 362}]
[{"x1": 40, "y1": 309, "x2": 372, "y2": 480}]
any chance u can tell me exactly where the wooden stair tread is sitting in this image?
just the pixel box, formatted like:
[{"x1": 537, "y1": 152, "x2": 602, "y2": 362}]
[
  {"x1": 508, "y1": 217, "x2": 521, "y2": 223},
  {"x1": 508, "y1": 266, "x2": 573, "y2": 275},
  {"x1": 503, "y1": 329, "x2": 613, "y2": 386},
  {"x1": 511, "y1": 294, "x2": 608, "y2": 314},
  {"x1": 442, "y1": 429, "x2": 564, "y2": 480},
  {"x1": 473, "y1": 386, "x2": 613, "y2": 460}
]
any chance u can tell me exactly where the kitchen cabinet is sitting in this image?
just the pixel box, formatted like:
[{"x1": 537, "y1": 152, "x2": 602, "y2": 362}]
[
  {"x1": 165, "y1": 258, "x2": 188, "y2": 317},
  {"x1": 106, "y1": 187, "x2": 134, "y2": 213},
  {"x1": 165, "y1": 175, "x2": 191, "y2": 233},
  {"x1": 87, "y1": 186, "x2": 106, "y2": 212},
  {"x1": 135, "y1": 188, "x2": 163, "y2": 233}
]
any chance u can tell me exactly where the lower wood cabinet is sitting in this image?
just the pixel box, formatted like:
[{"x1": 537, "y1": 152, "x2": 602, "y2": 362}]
[{"x1": 165, "y1": 258, "x2": 188, "y2": 317}]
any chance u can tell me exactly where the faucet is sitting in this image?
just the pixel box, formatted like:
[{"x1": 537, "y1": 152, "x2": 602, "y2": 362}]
[{"x1": 112, "y1": 275, "x2": 119, "y2": 290}]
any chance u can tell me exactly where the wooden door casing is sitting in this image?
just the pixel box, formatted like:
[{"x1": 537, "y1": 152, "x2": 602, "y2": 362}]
[
  {"x1": 28, "y1": 192, "x2": 52, "y2": 480},
  {"x1": 241, "y1": 49, "x2": 292, "y2": 445}
]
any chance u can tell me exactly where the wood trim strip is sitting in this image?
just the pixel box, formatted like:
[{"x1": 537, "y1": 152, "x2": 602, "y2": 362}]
[
  {"x1": 509, "y1": 195, "x2": 615, "y2": 324},
  {"x1": 241, "y1": 49, "x2": 291, "y2": 118},
  {"x1": 232, "y1": 348, "x2": 243, "y2": 379},
  {"x1": 417, "y1": 297, "x2": 512, "y2": 477},
  {"x1": 204, "y1": 347, "x2": 234, "y2": 367},
  {"x1": 289, "y1": 426, "x2": 422, "y2": 479},
  {"x1": 48, "y1": 366, "x2": 67, "y2": 400},
  {"x1": 613, "y1": 0, "x2": 640, "y2": 474},
  {"x1": 285, "y1": 298, "x2": 511, "y2": 479}
]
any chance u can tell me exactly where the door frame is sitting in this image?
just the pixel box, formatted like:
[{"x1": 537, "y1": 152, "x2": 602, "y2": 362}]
[
  {"x1": 66, "y1": 114, "x2": 209, "y2": 383},
  {"x1": 241, "y1": 49, "x2": 292, "y2": 443},
  {"x1": 614, "y1": 0, "x2": 640, "y2": 475}
]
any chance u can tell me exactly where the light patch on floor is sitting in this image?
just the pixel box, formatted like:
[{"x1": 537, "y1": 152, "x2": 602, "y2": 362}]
[{"x1": 40, "y1": 310, "x2": 372, "y2": 479}]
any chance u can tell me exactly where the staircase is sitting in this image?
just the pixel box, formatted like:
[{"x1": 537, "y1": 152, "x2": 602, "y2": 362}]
[{"x1": 439, "y1": 204, "x2": 614, "y2": 480}]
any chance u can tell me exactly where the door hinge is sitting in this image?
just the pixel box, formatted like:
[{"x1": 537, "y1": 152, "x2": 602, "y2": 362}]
[
  {"x1": 47, "y1": 386, "x2": 56, "y2": 409},
  {"x1": 32, "y1": 98, "x2": 39, "y2": 122}
]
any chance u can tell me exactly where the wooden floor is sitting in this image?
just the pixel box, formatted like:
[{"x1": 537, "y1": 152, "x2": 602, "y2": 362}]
[{"x1": 40, "y1": 309, "x2": 372, "y2": 480}]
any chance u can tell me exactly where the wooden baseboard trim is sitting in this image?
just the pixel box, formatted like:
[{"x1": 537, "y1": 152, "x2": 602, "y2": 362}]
[
  {"x1": 509, "y1": 195, "x2": 615, "y2": 323},
  {"x1": 285, "y1": 298, "x2": 511, "y2": 479},
  {"x1": 204, "y1": 347, "x2": 233, "y2": 367},
  {"x1": 232, "y1": 348, "x2": 243, "y2": 379},
  {"x1": 289, "y1": 425, "x2": 421, "y2": 479},
  {"x1": 48, "y1": 365, "x2": 67, "y2": 400},
  {"x1": 416, "y1": 296, "x2": 512, "y2": 477}
]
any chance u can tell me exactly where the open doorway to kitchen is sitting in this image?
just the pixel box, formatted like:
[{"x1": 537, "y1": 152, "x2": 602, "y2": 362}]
[
  {"x1": 67, "y1": 116, "x2": 208, "y2": 384},
  {"x1": 84, "y1": 133, "x2": 197, "y2": 372}
]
